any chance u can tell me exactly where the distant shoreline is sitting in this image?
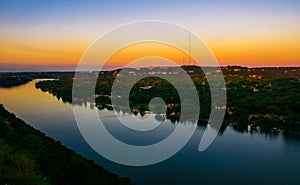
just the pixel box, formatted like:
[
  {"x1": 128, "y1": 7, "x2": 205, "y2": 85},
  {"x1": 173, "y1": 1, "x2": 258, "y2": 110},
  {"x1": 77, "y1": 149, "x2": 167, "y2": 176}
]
[{"x1": 1, "y1": 65, "x2": 300, "y2": 73}]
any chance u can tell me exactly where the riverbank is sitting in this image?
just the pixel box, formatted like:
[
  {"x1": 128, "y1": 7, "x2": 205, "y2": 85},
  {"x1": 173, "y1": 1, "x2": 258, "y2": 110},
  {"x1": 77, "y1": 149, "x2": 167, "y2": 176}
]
[
  {"x1": 34, "y1": 66, "x2": 300, "y2": 133},
  {"x1": 0, "y1": 104, "x2": 133, "y2": 185}
]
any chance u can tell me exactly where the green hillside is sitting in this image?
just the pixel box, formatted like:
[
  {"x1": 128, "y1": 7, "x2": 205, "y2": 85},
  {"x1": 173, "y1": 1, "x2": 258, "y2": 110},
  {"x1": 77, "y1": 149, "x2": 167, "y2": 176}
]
[{"x1": 0, "y1": 104, "x2": 133, "y2": 185}]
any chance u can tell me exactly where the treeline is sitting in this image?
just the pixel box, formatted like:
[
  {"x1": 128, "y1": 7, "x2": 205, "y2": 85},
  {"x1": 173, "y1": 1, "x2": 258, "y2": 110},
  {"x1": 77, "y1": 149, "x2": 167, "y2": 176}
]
[
  {"x1": 225, "y1": 77, "x2": 300, "y2": 132},
  {"x1": 0, "y1": 72, "x2": 74, "y2": 88},
  {"x1": 0, "y1": 104, "x2": 133, "y2": 185},
  {"x1": 34, "y1": 66, "x2": 300, "y2": 132},
  {"x1": 0, "y1": 76, "x2": 32, "y2": 88},
  {"x1": 36, "y1": 78, "x2": 73, "y2": 103}
]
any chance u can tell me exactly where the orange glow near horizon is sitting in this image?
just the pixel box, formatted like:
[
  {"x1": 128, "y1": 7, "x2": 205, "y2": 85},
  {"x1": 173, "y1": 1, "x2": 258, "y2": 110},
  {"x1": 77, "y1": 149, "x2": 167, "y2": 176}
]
[
  {"x1": 0, "y1": 36, "x2": 89, "y2": 66},
  {"x1": 103, "y1": 42, "x2": 195, "y2": 68},
  {"x1": 1, "y1": 29, "x2": 299, "y2": 68},
  {"x1": 206, "y1": 32, "x2": 300, "y2": 67},
  {"x1": 1, "y1": 1, "x2": 300, "y2": 69}
]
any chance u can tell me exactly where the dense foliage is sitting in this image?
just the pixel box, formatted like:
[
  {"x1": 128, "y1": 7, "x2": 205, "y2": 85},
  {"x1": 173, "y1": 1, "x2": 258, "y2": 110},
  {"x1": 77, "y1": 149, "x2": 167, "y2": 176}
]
[
  {"x1": 0, "y1": 76, "x2": 32, "y2": 88},
  {"x1": 0, "y1": 104, "x2": 133, "y2": 185},
  {"x1": 33, "y1": 66, "x2": 300, "y2": 133},
  {"x1": 0, "y1": 72, "x2": 74, "y2": 88}
]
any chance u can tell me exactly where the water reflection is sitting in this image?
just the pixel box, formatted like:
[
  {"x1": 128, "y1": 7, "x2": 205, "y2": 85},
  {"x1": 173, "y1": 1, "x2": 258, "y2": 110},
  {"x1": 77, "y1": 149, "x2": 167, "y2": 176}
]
[
  {"x1": 1, "y1": 80, "x2": 300, "y2": 143},
  {"x1": 0, "y1": 80, "x2": 300, "y2": 185}
]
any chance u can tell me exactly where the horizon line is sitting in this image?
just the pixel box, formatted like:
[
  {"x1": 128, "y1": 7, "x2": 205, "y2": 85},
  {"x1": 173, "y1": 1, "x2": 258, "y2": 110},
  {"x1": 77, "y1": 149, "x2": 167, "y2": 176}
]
[{"x1": 1, "y1": 64, "x2": 300, "y2": 73}]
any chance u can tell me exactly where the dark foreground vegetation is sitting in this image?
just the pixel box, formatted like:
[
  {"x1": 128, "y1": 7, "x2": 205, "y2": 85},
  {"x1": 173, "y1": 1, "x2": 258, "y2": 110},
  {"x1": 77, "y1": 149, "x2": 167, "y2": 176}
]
[
  {"x1": 0, "y1": 104, "x2": 133, "y2": 185},
  {"x1": 34, "y1": 66, "x2": 300, "y2": 134}
]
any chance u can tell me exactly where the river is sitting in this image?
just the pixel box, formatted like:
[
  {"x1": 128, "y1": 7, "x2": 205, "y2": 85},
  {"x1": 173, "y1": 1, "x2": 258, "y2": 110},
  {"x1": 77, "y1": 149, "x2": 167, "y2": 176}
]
[{"x1": 0, "y1": 80, "x2": 299, "y2": 185}]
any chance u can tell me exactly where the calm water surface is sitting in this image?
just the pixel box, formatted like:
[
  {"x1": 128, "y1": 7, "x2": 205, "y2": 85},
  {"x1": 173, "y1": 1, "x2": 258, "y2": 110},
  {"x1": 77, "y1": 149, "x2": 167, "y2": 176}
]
[{"x1": 0, "y1": 80, "x2": 299, "y2": 185}]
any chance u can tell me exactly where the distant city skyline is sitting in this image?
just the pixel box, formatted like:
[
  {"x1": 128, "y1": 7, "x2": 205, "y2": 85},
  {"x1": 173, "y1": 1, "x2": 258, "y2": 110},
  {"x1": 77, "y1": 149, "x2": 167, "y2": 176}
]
[{"x1": 1, "y1": 0, "x2": 300, "y2": 71}]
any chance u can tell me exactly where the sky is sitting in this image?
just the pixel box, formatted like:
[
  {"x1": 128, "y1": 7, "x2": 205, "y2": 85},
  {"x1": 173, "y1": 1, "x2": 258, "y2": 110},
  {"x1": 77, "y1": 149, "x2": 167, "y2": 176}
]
[{"x1": 0, "y1": 0, "x2": 300, "y2": 71}]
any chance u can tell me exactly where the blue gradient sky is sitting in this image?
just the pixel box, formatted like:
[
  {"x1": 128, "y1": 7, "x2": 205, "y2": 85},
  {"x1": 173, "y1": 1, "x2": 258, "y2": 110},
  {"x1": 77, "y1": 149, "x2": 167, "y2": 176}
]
[{"x1": 1, "y1": 0, "x2": 300, "y2": 71}]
